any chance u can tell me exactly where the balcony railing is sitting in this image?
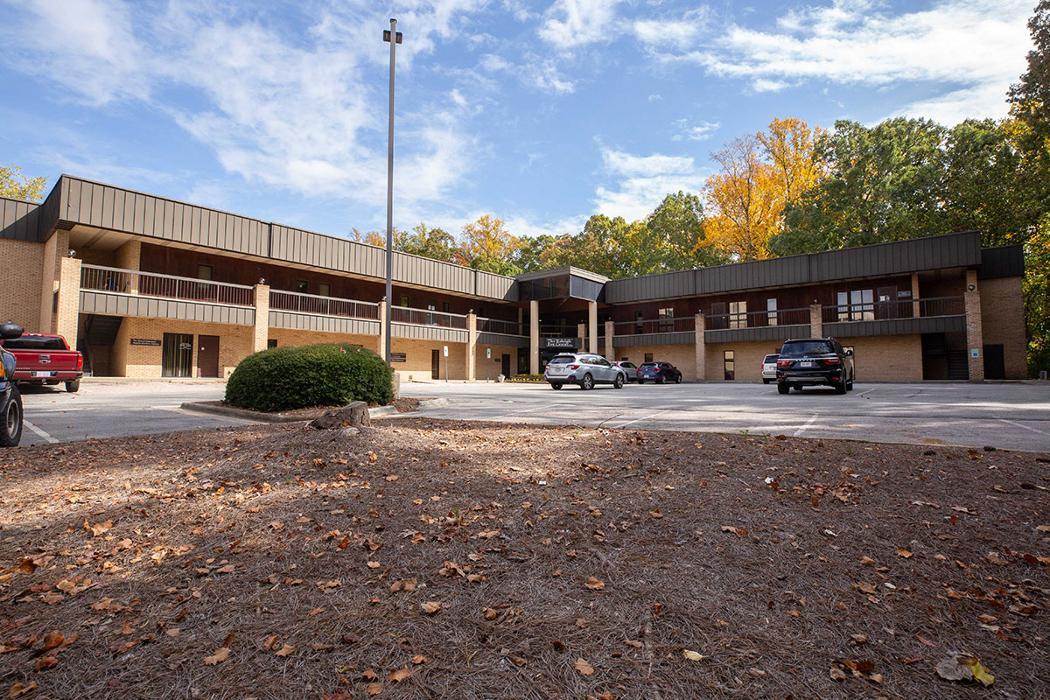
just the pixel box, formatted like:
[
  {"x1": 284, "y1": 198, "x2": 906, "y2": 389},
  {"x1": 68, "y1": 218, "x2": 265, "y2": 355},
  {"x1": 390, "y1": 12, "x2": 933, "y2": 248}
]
[
  {"x1": 269, "y1": 289, "x2": 378, "y2": 320},
  {"x1": 823, "y1": 296, "x2": 964, "y2": 324},
  {"x1": 613, "y1": 316, "x2": 696, "y2": 335},
  {"x1": 390, "y1": 305, "x2": 467, "y2": 329},
  {"x1": 81, "y1": 264, "x2": 254, "y2": 307},
  {"x1": 705, "y1": 307, "x2": 810, "y2": 331},
  {"x1": 477, "y1": 317, "x2": 526, "y2": 336}
]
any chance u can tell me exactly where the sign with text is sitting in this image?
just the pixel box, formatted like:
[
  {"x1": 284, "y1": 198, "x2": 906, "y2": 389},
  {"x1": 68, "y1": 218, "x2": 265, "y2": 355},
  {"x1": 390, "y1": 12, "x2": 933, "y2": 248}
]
[
  {"x1": 130, "y1": 338, "x2": 161, "y2": 347},
  {"x1": 390, "y1": 352, "x2": 407, "y2": 363},
  {"x1": 543, "y1": 337, "x2": 577, "y2": 350}
]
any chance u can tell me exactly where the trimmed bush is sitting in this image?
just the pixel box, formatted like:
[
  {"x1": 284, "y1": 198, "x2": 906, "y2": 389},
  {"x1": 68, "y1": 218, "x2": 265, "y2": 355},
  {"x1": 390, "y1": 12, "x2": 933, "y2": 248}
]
[{"x1": 225, "y1": 343, "x2": 393, "y2": 412}]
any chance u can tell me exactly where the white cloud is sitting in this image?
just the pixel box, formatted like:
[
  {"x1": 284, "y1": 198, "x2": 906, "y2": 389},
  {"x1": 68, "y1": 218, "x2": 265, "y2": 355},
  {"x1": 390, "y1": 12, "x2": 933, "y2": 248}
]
[
  {"x1": 596, "y1": 147, "x2": 706, "y2": 221},
  {"x1": 672, "y1": 119, "x2": 720, "y2": 142},
  {"x1": 538, "y1": 0, "x2": 622, "y2": 51},
  {"x1": 633, "y1": 7, "x2": 712, "y2": 49},
  {"x1": 1, "y1": 1, "x2": 486, "y2": 210},
  {"x1": 660, "y1": 0, "x2": 1032, "y2": 123},
  {"x1": 529, "y1": 60, "x2": 576, "y2": 94}
]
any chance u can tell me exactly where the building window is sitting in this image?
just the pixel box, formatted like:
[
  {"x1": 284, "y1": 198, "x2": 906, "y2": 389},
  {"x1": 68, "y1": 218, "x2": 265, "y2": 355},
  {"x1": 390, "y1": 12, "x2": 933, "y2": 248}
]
[
  {"x1": 838, "y1": 289, "x2": 874, "y2": 321},
  {"x1": 442, "y1": 302, "x2": 451, "y2": 313},
  {"x1": 267, "y1": 339, "x2": 278, "y2": 348},
  {"x1": 658, "y1": 307, "x2": 674, "y2": 331},
  {"x1": 295, "y1": 279, "x2": 308, "y2": 293},
  {"x1": 318, "y1": 283, "x2": 330, "y2": 297},
  {"x1": 724, "y1": 350, "x2": 735, "y2": 381},
  {"x1": 766, "y1": 298, "x2": 777, "y2": 326},
  {"x1": 400, "y1": 295, "x2": 409, "y2": 307},
  {"x1": 729, "y1": 301, "x2": 747, "y2": 329},
  {"x1": 197, "y1": 265, "x2": 213, "y2": 281},
  {"x1": 635, "y1": 311, "x2": 644, "y2": 332},
  {"x1": 644, "y1": 352, "x2": 654, "y2": 363}
]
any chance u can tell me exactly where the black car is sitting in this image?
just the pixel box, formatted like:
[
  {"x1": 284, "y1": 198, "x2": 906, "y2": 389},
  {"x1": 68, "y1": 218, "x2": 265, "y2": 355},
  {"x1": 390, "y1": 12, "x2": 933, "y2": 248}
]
[
  {"x1": 637, "y1": 361, "x2": 682, "y2": 384},
  {"x1": 0, "y1": 322, "x2": 25, "y2": 447},
  {"x1": 775, "y1": 338, "x2": 854, "y2": 395},
  {"x1": 612, "y1": 360, "x2": 639, "y2": 382}
]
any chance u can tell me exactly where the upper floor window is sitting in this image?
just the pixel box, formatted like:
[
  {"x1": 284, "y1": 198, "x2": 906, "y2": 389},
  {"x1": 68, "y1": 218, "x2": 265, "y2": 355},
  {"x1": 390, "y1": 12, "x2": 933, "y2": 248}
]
[
  {"x1": 729, "y1": 301, "x2": 747, "y2": 329},
  {"x1": 318, "y1": 283, "x2": 330, "y2": 297},
  {"x1": 295, "y1": 279, "x2": 308, "y2": 293},
  {"x1": 197, "y1": 265, "x2": 213, "y2": 281},
  {"x1": 766, "y1": 298, "x2": 777, "y2": 326},
  {"x1": 658, "y1": 307, "x2": 674, "y2": 331},
  {"x1": 837, "y1": 289, "x2": 874, "y2": 321}
]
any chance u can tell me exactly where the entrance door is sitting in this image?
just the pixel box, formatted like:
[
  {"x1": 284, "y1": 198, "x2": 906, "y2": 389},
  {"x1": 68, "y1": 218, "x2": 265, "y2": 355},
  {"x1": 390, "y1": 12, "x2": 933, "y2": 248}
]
[
  {"x1": 501, "y1": 353, "x2": 511, "y2": 377},
  {"x1": 162, "y1": 333, "x2": 193, "y2": 378},
  {"x1": 431, "y1": 349, "x2": 440, "y2": 380},
  {"x1": 197, "y1": 335, "x2": 220, "y2": 378},
  {"x1": 983, "y1": 344, "x2": 1005, "y2": 380},
  {"x1": 876, "y1": 286, "x2": 898, "y2": 319}
]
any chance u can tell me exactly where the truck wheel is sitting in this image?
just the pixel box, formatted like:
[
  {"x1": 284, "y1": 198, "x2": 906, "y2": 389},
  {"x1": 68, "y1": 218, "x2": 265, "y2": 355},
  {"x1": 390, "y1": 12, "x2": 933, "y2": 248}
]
[
  {"x1": 835, "y1": 380, "x2": 847, "y2": 395},
  {"x1": 65, "y1": 379, "x2": 80, "y2": 393},
  {"x1": 1, "y1": 387, "x2": 23, "y2": 447},
  {"x1": 777, "y1": 383, "x2": 790, "y2": 395}
]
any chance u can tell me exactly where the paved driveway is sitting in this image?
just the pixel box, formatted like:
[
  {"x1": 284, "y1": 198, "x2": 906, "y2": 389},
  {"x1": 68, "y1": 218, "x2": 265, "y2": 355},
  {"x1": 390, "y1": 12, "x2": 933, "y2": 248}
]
[
  {"x1": 401, "y1": 380, "x2": 1050, "y2": 452},
  {"x1": 16, "y1": 380, "x2": 253, "y2": 446}
]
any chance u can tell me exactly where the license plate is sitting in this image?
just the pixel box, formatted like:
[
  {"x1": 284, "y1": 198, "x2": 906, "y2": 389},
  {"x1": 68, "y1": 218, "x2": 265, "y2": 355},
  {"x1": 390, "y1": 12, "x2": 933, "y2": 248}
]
[
  {"x1": 34, "y1": 371, "x2": 52, "y2": 377},
  {"x1": 798, "y1": 361, "x2": 814, "y2": 368}
]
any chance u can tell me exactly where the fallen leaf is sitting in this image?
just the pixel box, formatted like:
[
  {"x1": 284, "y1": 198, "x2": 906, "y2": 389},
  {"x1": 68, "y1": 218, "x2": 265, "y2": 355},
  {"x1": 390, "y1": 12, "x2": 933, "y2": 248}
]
[
  {"x1": 682, "y1": 649, "x2": 705, "y2": 661},
  {"x1": 275, "y1": 644, "x2": 295, "y2": 657},
  {"x1": 166, "y1": 628, "x2": 181, "y2": 638},
  {"x1": 203, "y1": 647, "x2": 230, "y2": 665},
  {"x1": 366, "y1": 682, "x2": 383, "y2": 696},
  {"x1": 936, "y1": 654, "x2": 994, "y2": 686},
  {"x1": 41, "y1": 631, "x2": 65, "y2": 651},
  {"x1": 574, "y1": 658, "x2": 594, "y2": 676},
  {"x1": 830, "y1": 665, "x2": 847, "y2": 682},
  {"x1": 262, "y1": 634, "x2": 278, "y2": 650},
  {"x1": 584, "y1": 576, "x2": 605, "y2": 590},
  {"x1": 896, "y1": 548, "x2": 913, "y2": 559},
  {"x1": 720, "y1": 525, "x2": 748, "y2": 537},
  {"x1": 476, "y1": 529, "x2": 500, "y2": 539},
  {"x1": 35, "y1": 655, "x2": 58, "y2": 671},
  {"x1": 388, "y1": 667, "x2": 411, "y2": 683},
  {"x1": 7, "y1": 682, "x2": 38, "y2": 698},
  {"x1": 269, "y1": 521, "x2": 284, "y2": 530},
  {"x1": 84, "y1": 519, "x2": 113, "y2": 537},
  {"x1": 421, "y1": 601, "x2": 443, "y2": 615},
  {"x1": 411, "y1": 655, "x2": 427, "y2": 665}
]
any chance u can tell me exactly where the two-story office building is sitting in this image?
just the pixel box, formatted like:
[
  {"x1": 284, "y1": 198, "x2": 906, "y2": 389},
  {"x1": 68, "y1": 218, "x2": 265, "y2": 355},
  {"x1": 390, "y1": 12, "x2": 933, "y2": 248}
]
[{"x1": 0, "y1": 175, "x2": 1028, "y2": 383}]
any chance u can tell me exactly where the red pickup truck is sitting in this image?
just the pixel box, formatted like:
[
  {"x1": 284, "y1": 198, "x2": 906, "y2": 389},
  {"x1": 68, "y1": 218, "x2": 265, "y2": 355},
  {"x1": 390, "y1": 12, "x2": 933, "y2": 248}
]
[{"x1": 0, "y1": 333, "x2": 83, "y2": 393}]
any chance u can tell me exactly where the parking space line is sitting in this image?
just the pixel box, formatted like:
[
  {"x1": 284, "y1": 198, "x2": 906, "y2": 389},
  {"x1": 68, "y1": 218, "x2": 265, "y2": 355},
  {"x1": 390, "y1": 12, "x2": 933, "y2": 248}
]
[
  {"x1": 609, "y1": 411, "x2": 665, "y2": 429},
  {"x1": 23, "y1": 419, "x2": 59, "y2": 444},
  {"x1": 794, "y1": 413, "x2": 819, "y2": 437},
  {"x1": 999, "y1": 418, "x2": 1050, "y2": 437}
]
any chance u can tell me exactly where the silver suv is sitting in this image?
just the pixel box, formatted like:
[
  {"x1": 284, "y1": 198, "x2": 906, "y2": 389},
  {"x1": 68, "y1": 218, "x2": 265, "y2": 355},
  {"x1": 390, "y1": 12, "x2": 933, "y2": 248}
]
[{"x1": 544, "y1": 353, "x2": 626, "y2": 390}]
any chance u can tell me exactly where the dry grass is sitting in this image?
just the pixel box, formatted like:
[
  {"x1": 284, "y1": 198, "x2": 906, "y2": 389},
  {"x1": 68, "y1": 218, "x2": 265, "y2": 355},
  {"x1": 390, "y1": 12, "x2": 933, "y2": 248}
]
[{"x1": 0, "y1": 419, "x2": 1047, "y2": 699}]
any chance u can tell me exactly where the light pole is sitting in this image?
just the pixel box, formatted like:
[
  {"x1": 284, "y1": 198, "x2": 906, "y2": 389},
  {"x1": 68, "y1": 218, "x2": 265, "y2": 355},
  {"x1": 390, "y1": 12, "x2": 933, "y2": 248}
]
[{"x1": 383, "y1": 18, "x2": 402, "y2": 365}]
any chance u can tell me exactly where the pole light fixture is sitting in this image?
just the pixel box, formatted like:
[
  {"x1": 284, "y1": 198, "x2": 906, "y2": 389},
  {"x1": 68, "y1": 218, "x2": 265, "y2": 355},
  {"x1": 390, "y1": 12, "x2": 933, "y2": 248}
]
[{"x1": 382, "y1": 18, "x2": 402, "y2": 365}]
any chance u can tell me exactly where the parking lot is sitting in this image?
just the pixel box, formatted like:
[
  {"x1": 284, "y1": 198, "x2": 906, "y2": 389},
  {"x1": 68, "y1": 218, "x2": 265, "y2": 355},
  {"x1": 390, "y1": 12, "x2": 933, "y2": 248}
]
[
  {"x1": 11, "y1": 378, "x2": 1050, "y2": 452},
  {"x1": 400, "y1": 380, "x2": 1050, "y2": 453}
]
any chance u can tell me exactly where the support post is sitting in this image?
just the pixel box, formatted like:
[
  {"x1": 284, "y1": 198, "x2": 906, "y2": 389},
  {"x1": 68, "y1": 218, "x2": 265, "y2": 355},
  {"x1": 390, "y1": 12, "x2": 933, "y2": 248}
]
[
  {"x1": 911, "y1": 272, "x2": 921, "y2": 319},
  {"x1": 604, "y1": 320, "x2": 614, "y2": 360},
  {"x1": 529, "y1": 300, "x2": 539, "y2": 375},
  {"x1": 577, "y1": 322, "x2": 586, "y2": 352},
  {"x1": 466, "y1": 311, "x2": 477, "y2": 382},
  {"x1": 377, "y1": 298, "x2": 388, "y2": 357},
  {"x1": 252, "y1": 283, "x2": 270, "y2": 352},
  {"x1": 809, "y1": 303, "x2": 823, "y2": 339},
  {"x1": 964, "y1": 269, "x2": 984, "y2": 382},
  {"x1": 694, "y1": 312, "x2": 706, "y2": 381},
  {"x1": 588, "y1": 301, "x2": 598, "y2": 354},
  {"x1": 54, "y1": 256, "x2": 81, "y2": 350}
]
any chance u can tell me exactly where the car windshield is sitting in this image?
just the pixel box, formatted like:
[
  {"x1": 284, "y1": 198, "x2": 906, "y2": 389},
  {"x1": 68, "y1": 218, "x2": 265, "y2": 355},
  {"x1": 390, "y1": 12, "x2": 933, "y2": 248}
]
[
  {"x1": 780, "y1": 341, "x2": 833, "y2": 357},
  {"x1": 2, "y1": 337, "x2": 66, "y2": 350},
  {"x1": 548, "y1": 356, "x2": 576, "y2": 365},
  {"x1": 640, "y1": 362, "x2": 657, "y2": 369},
  {"x1": 763, "y1": 355, "x2": 779, "y2": 363}
]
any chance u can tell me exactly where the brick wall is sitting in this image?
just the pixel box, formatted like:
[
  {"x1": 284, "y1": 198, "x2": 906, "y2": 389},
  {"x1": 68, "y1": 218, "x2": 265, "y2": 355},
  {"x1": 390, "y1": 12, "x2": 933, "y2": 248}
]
[
  {"x1": 979, "y1": 276, "x2": 1027, "y2": 379},
  {"x1": 705, "y1": 342, "x2": 781, "y2": 382},
  {"x1": 394, "y1": 338, "x2": 467, "y2": 381},
  {"x1": 613, "y1": 343, "x2": 698, "y2": 380},
  {"x1": 474, "y1": 342, "x2": 520, "y2": 381},
  {"x1": 266, "y1": 328, "x2": 378, "y2": 352},
  {"x1": 0, "y1": 238, "x2": 44, "y2": 331},
  {"x1": 834, "y1": 335, "x2": 923, "y2": 381},
  {"x1": 113, "y1": 318, "x2": 254, "y2": 378}
]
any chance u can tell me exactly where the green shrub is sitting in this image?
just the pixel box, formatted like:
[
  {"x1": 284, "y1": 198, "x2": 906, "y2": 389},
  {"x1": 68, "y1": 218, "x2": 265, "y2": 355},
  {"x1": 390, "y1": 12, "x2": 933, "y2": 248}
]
[
  {"x1": 509, "y1": 373, "x2": 546, "y2": 383},
  {"x1": 225, "y1": 343, "x2": 393, "y2": 412}
]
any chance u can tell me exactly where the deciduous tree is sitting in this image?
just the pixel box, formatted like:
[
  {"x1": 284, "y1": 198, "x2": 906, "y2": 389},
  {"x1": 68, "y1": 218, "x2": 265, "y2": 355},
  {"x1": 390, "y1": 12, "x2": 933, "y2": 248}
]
[{"x1": 0, "y1": 165, "x2": 46, "y2": 202}]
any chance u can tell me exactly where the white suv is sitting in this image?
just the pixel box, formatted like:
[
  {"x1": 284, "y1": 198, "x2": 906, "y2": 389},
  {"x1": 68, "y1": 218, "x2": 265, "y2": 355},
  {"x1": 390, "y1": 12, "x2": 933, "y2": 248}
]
[
  {"x1": 544, "y1": 353, "x2": 626, "y2": 390},
  {"x1": 761, "y1": 354, "x2": 779, "y2": 384}
]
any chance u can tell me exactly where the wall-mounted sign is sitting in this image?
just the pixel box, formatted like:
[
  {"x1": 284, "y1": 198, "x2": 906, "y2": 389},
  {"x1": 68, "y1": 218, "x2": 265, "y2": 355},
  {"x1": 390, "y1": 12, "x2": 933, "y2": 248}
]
[
  {"x1": 485, "y1": 347, "x2": 492, "y2": 359},
  {"x1": 443, "y1": 345, "x2": 449, "y2": 357},
  {"x1": 390, "y1": 352, "x2": 407, "y2": 363},
  {"x1": 543, "y1": 337, "x2": 577, "y2": 350},
  {"x1": 969, "y1": 348, "x2": 980, "y2": 359},
  {"x1": 130, "y1": 338, "x2": 161, "y2": 346}
]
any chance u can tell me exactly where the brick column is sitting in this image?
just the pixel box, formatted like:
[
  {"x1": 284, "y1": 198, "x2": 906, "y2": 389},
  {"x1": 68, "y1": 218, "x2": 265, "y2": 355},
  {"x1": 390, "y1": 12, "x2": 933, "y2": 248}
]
[
  {"x1": 115, "y1": 240, "x2": 142, "y2": 293},
  {"x1": 252, "y1": 283, "x2": 270, "y2": 352},
  {"x1": 39, "y1": 230, "x2": 67, "y2": 334},
  {"x1": 809, "y1": 303, "x2": 823, "y2": 338},
  {"x1": 377, "y1": 298, "x2": 388, "y2": 358},
  {"x1": 694, "y1": 312, "x2": 706, "y2": 381},
  {"x1": 54, "y1": 256, "x2": 81, "y2": 349},
  {"x1": 588, "y1": 301, "x2": 598, "y2": 354},
  {"x1": 604, "y1": 320, "x2": 614, "y2": 360},
  {"x1": 466, "y1": 311, "x2": 477, "y2": 382},
  {"x1": 577, "y1": 322, "x2": 586, "y2": 352},
  {"x1": 964, "y1": 269, "x2": 984, "y2": 382},
  {"x1": 910, "y1": 272, "x2": 920, "y2": 319},
  {"x1": 529, "y1": 300, "x2": 539, "y2": 374}
]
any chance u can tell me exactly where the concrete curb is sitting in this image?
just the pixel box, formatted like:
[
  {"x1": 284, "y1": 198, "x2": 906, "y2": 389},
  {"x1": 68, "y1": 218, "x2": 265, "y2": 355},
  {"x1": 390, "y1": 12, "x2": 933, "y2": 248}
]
[{"x1": 180, "y1": 397, "x2": 449, "y2": 423}]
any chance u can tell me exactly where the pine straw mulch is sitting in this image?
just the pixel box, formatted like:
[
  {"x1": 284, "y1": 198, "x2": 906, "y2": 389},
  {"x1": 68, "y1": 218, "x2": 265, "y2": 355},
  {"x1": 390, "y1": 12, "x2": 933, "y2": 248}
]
[{"x1": 0, "y1": 419, "x2": 1047, "y2": 700}]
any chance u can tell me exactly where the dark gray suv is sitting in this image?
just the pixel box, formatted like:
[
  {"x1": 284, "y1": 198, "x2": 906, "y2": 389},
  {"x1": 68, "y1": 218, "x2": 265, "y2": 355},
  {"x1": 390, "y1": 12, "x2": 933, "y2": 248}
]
[{"x1": 775, "y1": 338, "x2": 854, "y2": 395}]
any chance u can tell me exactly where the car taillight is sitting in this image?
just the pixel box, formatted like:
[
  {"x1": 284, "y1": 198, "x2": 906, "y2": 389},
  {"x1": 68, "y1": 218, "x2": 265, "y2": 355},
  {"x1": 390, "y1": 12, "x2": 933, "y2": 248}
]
[
  {"x1": 77, "y1": 354, "x2": 84, "y2": 371},
  {"x1": 820, "y1": 357, "x2": 841, "y2": 366},
  {"x1": 567, "y1": 364, "x2": 579, "y2": 370},
  {"x1": 777, "y1": 359, "x2": 791, "y2": 368}
]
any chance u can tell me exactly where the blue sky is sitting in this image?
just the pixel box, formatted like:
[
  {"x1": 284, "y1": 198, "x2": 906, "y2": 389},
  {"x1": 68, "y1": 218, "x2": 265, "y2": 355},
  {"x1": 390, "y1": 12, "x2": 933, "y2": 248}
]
[{"x1": 0, "y1": 0, "x2": 1034, "y2": 239}]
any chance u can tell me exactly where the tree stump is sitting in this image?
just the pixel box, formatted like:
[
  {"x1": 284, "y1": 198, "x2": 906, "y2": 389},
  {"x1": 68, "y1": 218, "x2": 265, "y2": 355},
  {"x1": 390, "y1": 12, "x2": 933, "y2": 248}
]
[{"x1": 309, "y1": 401, "x2": 371, "y2": 429}]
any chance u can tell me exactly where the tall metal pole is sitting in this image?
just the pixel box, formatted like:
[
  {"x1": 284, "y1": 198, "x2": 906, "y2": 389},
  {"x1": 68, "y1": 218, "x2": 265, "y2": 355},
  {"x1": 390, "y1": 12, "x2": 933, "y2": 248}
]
[{"x1": 383, "y1": 18, "x2": 400, "y2": 364}]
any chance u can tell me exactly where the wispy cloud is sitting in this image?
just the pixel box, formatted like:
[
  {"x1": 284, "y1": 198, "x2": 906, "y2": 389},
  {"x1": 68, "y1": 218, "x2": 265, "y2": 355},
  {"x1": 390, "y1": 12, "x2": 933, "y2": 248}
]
[
  {"x1": 595, "y1": 147, "x2": 707, "y2": 221},
  {"x1": 538, "y1": 0, "x2": 622, "y2": 52},
  {"x1": 672, "y1": 119, "x2": 720, "y2": 142}
]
